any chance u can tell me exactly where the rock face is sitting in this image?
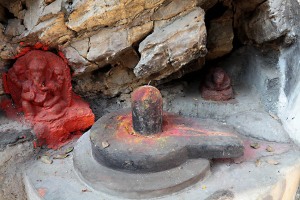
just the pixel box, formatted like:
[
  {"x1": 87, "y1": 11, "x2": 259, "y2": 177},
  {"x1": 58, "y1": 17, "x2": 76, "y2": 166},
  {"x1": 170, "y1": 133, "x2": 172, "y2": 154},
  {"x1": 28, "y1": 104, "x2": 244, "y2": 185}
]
[
  {"x1": 0, "y1": 0, "x2": 300, "y2": 98},
  {"x1": 134, "y1": 8, "x2": 207, "y2": 79},
  {"x1": 244, "y1": 0, "x2": 300, "y2": 44},
  {"x1": 206, "y1": 10, "x2": 234, "y2": 60},
  {"x1": 0, "y1": 0, "x2": 210, "y2": 97}
]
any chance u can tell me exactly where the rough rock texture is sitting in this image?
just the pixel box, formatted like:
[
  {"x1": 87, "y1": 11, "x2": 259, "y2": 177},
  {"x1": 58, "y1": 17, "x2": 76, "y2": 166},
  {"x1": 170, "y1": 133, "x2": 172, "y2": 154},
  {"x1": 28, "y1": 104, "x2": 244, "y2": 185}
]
[
  {"x1": 134, "y1": 8, "x2": 207, "y2": 79},
  {"x1": 0, "y1": 0, "x2": 274, "y2": 97},
  {"x1": 236, "y1": 0, "x2": 300, "y2": 45},
  {"x1": 206, "y1": 10, "x2": 234, "y2": 60},
  {"x1": 0, "y1": 0, "x2": 223, "y2": 97}
]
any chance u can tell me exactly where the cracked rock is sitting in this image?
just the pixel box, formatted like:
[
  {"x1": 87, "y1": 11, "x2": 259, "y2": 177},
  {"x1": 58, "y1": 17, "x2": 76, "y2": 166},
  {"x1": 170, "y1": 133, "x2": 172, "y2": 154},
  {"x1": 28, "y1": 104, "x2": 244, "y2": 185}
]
[
  {"x1": 134, "y1": 8, "x2": 207, "y2": 79},
  {"x1": 244, "y1": 0, "x2": 300, "y2": 44},
  {"x1": 206, "y1": 10, "x2": 234, "y2": 60}
]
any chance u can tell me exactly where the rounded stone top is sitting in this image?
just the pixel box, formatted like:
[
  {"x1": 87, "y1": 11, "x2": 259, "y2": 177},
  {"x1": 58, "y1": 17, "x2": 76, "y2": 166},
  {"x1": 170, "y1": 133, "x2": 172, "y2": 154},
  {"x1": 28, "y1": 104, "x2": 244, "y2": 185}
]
[{"x1": 131, "y1": 85, "x2": 163, "y2": 135}]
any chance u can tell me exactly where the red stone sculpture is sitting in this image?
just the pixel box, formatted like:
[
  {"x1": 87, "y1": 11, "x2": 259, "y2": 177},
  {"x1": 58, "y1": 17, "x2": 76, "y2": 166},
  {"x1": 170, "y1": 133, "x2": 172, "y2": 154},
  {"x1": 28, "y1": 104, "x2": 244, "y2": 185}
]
[
  {"x1": 200, "y1": 67, "x2": 233, "y2": 101},
  {"x1": 3, "y1": 50, "x2": 95, "y2": 149}
]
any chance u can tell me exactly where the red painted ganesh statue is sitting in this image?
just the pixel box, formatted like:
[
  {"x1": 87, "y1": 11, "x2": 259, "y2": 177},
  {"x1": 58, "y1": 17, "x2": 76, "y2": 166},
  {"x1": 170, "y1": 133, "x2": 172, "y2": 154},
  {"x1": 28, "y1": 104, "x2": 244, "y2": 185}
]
[{"x1": 3, "y1": 50, "x2": 94, "y2": 148}]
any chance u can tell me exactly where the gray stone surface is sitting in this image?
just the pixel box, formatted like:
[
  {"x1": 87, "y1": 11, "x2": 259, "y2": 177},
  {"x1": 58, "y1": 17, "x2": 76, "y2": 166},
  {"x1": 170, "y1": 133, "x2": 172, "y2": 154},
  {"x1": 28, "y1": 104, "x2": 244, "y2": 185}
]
[
  {"x1": 220, "y1": 46, "x2": 281, "y2": 114},
  {"x1": 24, "y1": 131, "x2": 300, "y2": 200},
  {"x1": 74, "y1": 132, "x2": 210, "y2": 199},
  {"x1": 134, "y1": 8, "x2": 207, "y2": 79},
  {"x1": 164, "y1": 82, "x2": 261, "y2": 120},
  {"x1": 0, "y1": 141, "x2": 36, "y2": 200},
  {"x1": 227, "y1": 110, "x2": 290, "y2": 143},
  {"x1": 0, "y1": 113, "x2": 33, "y2": 151},
  {"x1": 244, "y1": 0, "x2": 300, "y2": 44},
  {"x1": 151, "y1": 0, "x2": 197, "y2": 21}
]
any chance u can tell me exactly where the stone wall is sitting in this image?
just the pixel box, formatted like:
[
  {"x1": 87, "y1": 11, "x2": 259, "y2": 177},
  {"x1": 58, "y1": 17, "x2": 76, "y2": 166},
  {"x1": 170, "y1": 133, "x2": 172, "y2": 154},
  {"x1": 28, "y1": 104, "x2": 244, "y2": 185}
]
[
  {"x1": 1, "y1": 0, "x2": 300, "y2": 144},
  {"x1": 0, "y1": 0, "x2": 235, "y2": 97}
]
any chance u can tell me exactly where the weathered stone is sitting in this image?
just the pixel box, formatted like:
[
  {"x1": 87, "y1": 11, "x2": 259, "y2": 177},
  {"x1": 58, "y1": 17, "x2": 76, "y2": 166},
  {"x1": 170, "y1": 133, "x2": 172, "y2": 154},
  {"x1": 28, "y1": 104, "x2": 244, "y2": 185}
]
[
  {"x1": 1, "y1": 0, "x2": 25, "y2": 19},
  {"x1": 103, "y1": 66, "x2": 138, "y2": 96},
  {"x1": 44, "y1": 0, "x2": 55, "y2": 5},
  {"x1": 128, "y1": 22, "x2": 153, "y2": 45},
  {"x1": 197, "y1": 0, "x2": 218, "y2": 11},
  {"x1": 76, "y1": 23, "x2": 151, "y2": 71},
  {"x1": 234, "y1": 0, "x2": 266, "y2": 12},
  {"x1": 145, "y1": 0, "x2": 166, "y2": 9},
  {"x1": 72, "y1": 60, "x2": 144, "y2": 97},
  {"x1": 134, "y1": 8, "x2": 207, "y2": 79},
  {"x1": 87, "y1": 27, "x2": 128, "y2": 62},
  {"x1": 67, "y1": 0, "x2": 148, "y2": 32},
  {"x1": 69, "y1": 38, "x2": 89, "y2": 58},
  {"x1": 23, "y1": 0, "x2": 63, "y2": 32},
  {"x1": 111, "y1": 48, "x2": 140, "y2": 69},
  {"x1": 0, "y1": 4, "x2": 6, "y2": 23},
  {"x1": 20, "y1": 14, "x2": 74, "y2": 47},
  {"x1": 151, "y1": 0, "x2": 197, "y2": 21},
  {"x1": 40, "y1": 0, "x2": 63, "y2": 22},
  {"x1": 205, "y1": 190, "x2": 234, "y2": 200},
  {"x1": 62, "y1": 46, "x2": 95, "y2": 75},
  {"x1": 23, "y1": 0, "x2": 44, "y2": 30},
  {"x1": 206, "y1": 10, "x2": 234, "y2": 60},
  {"x1": 131, "y1": 86, "x2": 163, "y2": 135},
  {"x1": 4, "y1": 19, "x2": 25, "y2": 37},
  {"x1": 245, "y1": 0, "x2": 300, "y2": 44},
  {"x1": 129, "y1": 9, "x2": 154, "y2": 27}
]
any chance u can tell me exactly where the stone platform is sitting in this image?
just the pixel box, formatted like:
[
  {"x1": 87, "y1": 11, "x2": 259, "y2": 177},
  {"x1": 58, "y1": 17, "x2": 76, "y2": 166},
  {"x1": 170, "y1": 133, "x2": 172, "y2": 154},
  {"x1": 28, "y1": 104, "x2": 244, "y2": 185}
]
[
  {"x1": 23, "y1": 83, "x2": 300, "y2": 200},
  {"x1": 24, "y1": 131, "x2": 300, "y2": 200}
]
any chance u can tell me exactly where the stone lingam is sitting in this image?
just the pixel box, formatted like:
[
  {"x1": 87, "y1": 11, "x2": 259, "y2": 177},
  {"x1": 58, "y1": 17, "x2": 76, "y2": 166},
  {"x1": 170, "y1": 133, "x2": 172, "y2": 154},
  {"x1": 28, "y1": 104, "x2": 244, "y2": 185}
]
[
  {"x1": 2, "y1": 49, "x2": 95, "y2": 149},
  {"x1": 70, "y1": 85, "x2": 244, "y2": 198},
  {"x1": 200, "y1": 67, "x2": 234, "y2": 101}
]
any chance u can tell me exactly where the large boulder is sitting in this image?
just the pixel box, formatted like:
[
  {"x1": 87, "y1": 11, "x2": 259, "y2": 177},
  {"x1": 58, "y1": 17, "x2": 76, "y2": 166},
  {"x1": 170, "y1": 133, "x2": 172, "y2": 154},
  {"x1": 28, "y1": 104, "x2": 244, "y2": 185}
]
[
  {"x1": 244, "y1": 0, "x2": 300, "y2": 44},
  {"x1": 134, "y1": 8, "x2": 207, "y2": 79}
]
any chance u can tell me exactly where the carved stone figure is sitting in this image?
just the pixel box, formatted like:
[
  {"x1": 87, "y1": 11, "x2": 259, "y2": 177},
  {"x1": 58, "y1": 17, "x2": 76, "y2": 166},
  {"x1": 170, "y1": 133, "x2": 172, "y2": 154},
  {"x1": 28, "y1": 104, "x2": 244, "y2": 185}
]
[
  {"x1": 200, "y1": 67, "x2": 234, "y2": 101},
  {"x1": 4, "y1": 50, "x2": 94, "y2": 148}
]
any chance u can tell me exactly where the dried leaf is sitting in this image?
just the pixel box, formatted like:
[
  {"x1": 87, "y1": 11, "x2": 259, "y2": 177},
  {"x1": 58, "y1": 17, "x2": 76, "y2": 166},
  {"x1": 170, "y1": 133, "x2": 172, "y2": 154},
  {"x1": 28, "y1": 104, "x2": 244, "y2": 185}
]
[
  {"x1": 250, "y1": 142, "x2": 260, "y2": 149},
  {"x1": 102, "y1": 141, "x2": 110, "y2": 149},
  {"x1": 255, "y1": 159, "x2": 261, "y2": 167},
  {"x1": 267, "y1": 159, "x2": 279, "y2": 165},
  {"x1": 65, "y1": 147, "x2": 74, "y2": 154},
  {"x1": 234, "y1": 158, "x2": 243, "y2": 164},
  {"x1": 82, "y1": 188, "x2": 91, "y2": 192},
  {"x1": 269, "y1": 112, "x2": 279, "y2": 120},
  {"x1": 53, "y1": 153, "x2": 69, "y2": 159},
  {"x1": 266, "y1": 145, "x2": 274, "y2": 152},
  {"x1": 40, "y1": 155, "x2": 52, "y2": 164}
]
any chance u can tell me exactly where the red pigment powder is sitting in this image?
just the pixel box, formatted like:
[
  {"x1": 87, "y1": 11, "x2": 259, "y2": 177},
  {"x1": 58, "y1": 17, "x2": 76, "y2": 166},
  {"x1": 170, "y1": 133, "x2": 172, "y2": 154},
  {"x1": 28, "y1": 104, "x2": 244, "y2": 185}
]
[{"x1": 2, "y1": 48, "x2": 94, "y2": 149}]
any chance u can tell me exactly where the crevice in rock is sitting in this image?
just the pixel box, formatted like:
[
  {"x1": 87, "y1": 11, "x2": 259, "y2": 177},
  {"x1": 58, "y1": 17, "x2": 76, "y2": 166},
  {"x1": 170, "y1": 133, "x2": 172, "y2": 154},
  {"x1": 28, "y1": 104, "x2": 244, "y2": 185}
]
[
  {"x1": 91, "y1": 64, "x2": 113, "y2": 79},
  {"x1": 205, "y1": 2, "x2": 228, "y2": 30}
]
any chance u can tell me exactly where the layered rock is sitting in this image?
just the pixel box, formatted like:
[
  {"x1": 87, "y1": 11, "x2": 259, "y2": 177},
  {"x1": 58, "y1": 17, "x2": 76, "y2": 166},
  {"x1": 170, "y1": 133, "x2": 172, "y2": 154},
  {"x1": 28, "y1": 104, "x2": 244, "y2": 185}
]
[
  {"x1": 134, "y1": 8, "x2": 207, "y2": 79},
  {"x1": 0, "y1": 0, "x2": 211, "y2": 97},
  {"x1": 206, "y1": 10, "x2": 234, "y2": 60},
  {"x1": 238, "y1": 0, "x2": 300, "y2": 44},
  {"x1": 1, "y1": 0, "x2": 299, "y2": 97}
]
